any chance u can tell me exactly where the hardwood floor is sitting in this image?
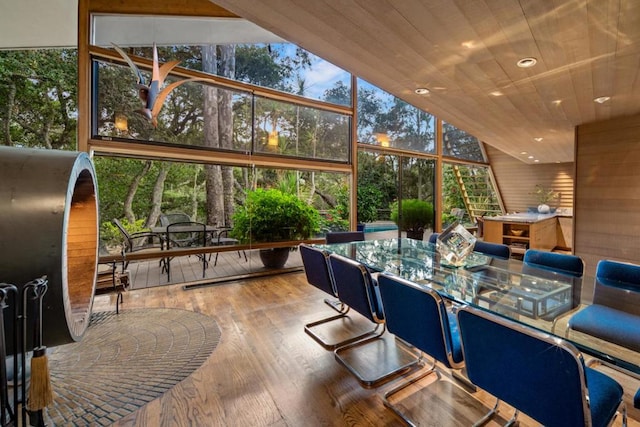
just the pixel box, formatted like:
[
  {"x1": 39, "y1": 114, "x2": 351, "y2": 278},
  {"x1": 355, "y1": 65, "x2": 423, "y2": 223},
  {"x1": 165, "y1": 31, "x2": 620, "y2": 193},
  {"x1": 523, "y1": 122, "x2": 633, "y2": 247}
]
[{"x1": 91, "y1": 271, "x2": 639, "y2": 426}]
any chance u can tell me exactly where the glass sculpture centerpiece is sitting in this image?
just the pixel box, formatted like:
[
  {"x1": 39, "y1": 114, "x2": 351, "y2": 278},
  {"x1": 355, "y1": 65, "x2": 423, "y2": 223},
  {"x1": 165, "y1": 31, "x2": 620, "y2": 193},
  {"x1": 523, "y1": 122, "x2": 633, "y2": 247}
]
[{"x1": 436, "y1": 221, "x2": 477, "y2": 267}]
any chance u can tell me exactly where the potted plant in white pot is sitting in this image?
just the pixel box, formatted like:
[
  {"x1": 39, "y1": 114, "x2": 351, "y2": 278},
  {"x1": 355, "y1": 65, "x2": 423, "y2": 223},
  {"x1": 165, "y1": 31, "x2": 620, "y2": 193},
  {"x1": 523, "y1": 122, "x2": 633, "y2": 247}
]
[
  {"x1": 532, "y1": 184, "x2": 559, "y2": 214},
  {"x1": 231, "y1": 188, "x2": 321, "y2": 268}
]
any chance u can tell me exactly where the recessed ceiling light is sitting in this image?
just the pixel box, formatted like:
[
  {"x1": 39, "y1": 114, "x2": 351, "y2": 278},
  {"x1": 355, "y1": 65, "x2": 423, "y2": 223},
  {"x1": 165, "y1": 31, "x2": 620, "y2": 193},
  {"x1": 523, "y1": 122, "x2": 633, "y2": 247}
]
[
  {"x1": 528, "y1": 155, "x2": 534, "y2": 159},
  {"x1": 415, "y1": 88, "x2": 430, "y2": 95},
  {"x1": 490, "y1": 91, "x2": 503, "y2": 97},
  {"x1": 517, "y1": 57, "x2": 537, "y2": 68},
  {"x1": 534, "y1": 137, "x2": 543, "y2": 142},
  {"x1": 594, "y1": 96, "x2": 611, "y2": 104},
  {"x1": 534, "y1": 159, "x2": 540, "y2": 163},
  {"x1": 520, "y1": 151, "x2": 528, "y2": 155}
]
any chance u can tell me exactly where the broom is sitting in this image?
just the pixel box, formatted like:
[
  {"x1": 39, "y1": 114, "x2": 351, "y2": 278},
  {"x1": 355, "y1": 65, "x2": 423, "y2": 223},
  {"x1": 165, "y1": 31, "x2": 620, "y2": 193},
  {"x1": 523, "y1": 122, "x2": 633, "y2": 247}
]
[{"x1": 26, "y1": 278, "x2": 53, "y2": 412}]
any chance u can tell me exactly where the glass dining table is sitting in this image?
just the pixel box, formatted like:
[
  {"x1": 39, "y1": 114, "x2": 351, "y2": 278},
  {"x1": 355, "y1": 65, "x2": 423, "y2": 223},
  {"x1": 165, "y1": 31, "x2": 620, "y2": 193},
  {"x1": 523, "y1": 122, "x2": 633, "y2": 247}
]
[{"x1": 316, "y1": 238, "x2": 640, "y2": 375}]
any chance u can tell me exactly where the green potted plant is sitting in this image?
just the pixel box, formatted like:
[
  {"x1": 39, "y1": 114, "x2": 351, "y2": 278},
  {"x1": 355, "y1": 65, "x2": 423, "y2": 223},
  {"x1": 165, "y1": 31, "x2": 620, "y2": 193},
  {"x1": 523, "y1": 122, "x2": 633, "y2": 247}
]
[
  {"x1": 390, "y1": 199, "x2": 434, "y2": 240},
  {"x1": 231, "y1": 188, "x2": 321, "y2": 268}
]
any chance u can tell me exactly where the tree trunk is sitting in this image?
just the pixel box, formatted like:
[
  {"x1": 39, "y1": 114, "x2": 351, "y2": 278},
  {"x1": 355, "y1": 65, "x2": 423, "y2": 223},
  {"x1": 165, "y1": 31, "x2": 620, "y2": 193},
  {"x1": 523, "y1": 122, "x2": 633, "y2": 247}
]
[
  {"x1": 218, "y1": 45, "x2": 236, "y2": 226},
  {"x1": 2, "y1": 81, "x2": 16, "y2": 146},
  {"x1": 202, "y1": 44, "x2": 225, "y2": 227},
  {"x1": 124, "y1": 160, "x2": 152, "y2": 223},
  {"x1": 145, "y1": 163, "x2": 169, "y2": 228}
]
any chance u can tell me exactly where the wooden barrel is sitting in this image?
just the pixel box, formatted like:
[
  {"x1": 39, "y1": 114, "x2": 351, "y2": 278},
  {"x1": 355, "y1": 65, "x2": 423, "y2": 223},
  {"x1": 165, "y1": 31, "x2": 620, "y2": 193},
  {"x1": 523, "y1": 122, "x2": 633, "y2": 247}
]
[{"x1": 0, "y1": 147, "x2": 98, "y2": 352}]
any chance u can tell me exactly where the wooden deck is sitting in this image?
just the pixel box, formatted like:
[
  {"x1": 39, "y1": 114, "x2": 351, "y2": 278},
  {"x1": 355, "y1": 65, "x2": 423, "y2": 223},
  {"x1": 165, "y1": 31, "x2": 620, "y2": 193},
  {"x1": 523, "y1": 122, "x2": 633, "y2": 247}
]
[
  {"x1": 124, "y1": 248, "x2": 303, "y2": 290},
  {"x1": 89, "y1": 269, "x2": 640, "y2": 427}
]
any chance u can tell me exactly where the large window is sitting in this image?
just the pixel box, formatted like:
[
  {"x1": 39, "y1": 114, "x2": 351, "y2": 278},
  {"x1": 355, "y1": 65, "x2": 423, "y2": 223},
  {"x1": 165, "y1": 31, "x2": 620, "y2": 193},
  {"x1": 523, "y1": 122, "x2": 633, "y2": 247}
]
[{"x1": 357, "y1": 79, "x2": 435, "y2": 154}]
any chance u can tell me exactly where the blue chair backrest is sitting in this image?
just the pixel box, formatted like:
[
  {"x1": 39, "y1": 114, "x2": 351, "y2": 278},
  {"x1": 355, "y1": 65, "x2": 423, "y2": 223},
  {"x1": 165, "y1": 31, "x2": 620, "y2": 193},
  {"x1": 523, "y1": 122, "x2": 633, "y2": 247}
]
[
  {"x1": 523, "y1": 249, "x2": 584, "y2": 308},
  {"x1": 329, "y1": 254, "x2": 383, "y2": 323},
  {"x1": 299, "y1": 244, "x2": 336, "y2": 297},
  {"x1": 523, "y1": 249, "x2": 584, "y2": 277},
  {"x1": 326, "y1": 231, "x2": 365, "y2": 244},
  {"x1": 377, "y1": 273, "x2": 463, "y2": 368},
  {"x1": 428, "y1": 233, "x2": 439, "y2": 244},
  {"x1": 593, "y1": 259, "x2": 640, "y2": 315},
  {"x1": 457, "y1": 305, "x2": 591, "y2": 427},
  {"x1": 473, "y1": 241, "x2": 510, "y2": 260}
]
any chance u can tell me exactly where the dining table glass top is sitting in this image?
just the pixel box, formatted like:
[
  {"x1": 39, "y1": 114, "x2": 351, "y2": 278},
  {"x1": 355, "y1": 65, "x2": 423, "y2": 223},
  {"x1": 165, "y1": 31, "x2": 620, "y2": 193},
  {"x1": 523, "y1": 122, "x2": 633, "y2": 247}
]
[{"x1": 315, "y1": 238, "x2": 640, "y2": 372}]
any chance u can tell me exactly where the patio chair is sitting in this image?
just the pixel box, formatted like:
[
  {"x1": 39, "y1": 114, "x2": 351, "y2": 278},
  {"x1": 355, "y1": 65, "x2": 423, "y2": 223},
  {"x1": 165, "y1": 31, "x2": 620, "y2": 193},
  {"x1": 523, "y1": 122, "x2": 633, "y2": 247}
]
[
  {"x1": 112, "y1": 218, "x2": 163, "y2": 269},
  {"x1": 377, "y1": 273, "x2": 464, "y2": 425},
  {"x1": 211, "y1": 228, "x2": 247, "y2": 266},
  {"x1": 328, "y1": 253, "x2": 421, "y2": 388},
  {"x1": 457, "y1": 304, "x2": 626, "y2": 427},
  {"x1": 159, "y1": 212, "x2": 191, "y2": 227},
  {"x1": 300, "y1": 244, "x2": 380, "y2": 350},
  {"x1": 164, "y1": 221, "x2": 209, "y2": 280}
]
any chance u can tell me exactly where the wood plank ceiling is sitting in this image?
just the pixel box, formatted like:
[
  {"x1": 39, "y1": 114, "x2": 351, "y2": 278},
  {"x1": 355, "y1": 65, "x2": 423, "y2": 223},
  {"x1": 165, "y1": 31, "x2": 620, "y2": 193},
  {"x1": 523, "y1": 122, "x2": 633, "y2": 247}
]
[{"x1": 210, "y1": 0, "x2": 640, "y2": 164}]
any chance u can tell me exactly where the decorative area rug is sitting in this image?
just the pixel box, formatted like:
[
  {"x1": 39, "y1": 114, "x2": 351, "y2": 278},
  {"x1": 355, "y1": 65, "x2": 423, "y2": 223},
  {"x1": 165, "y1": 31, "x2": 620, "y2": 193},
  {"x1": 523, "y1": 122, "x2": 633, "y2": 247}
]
[{"x1": 45, "y1": 308, "x2": 221, "y2": 425}]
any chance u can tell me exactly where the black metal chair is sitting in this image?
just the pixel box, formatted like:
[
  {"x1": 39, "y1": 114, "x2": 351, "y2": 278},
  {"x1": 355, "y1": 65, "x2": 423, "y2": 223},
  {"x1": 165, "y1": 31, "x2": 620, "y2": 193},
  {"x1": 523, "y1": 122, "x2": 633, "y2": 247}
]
[
  {"x1": 164, "y1": 221, "x2": 209, "y2": 280},
  {"x1": 112, "y1": 218, "x2": 163, "y2": 269},
  {"x1": 328, "y1": 253, "x2": 421, "y2": 388},
  {"x1": 211, "y1": 228, "x2": 247, "y2": 266},
  {"x1": 457, "y1": 304, "x2": 626, "y2": 427}
]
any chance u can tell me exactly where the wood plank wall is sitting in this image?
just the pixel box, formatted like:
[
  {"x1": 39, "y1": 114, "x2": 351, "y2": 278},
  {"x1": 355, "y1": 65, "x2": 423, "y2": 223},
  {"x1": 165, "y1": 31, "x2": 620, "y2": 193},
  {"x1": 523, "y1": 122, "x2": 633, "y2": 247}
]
[
  {"x1": 575, "y1": 113, "x2": 640, "y2": 277},
  {"x1": 486, "y1": 145, "x2": 574, "y2": 214}
]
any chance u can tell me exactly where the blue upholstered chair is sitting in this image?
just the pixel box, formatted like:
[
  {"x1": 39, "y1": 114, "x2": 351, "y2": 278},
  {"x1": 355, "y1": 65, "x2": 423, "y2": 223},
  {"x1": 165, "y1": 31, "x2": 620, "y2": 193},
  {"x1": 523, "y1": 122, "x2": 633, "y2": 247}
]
[
  {"x1": 328, "y1": 254, "x2": 421, "y2": 388},
  {"x1": 428, "y1": 232, "x2": 439, "y2": 244},
  {"x1": 377, "y1": 273, "x2": 464, "y2": 424},
  {"x1": 567, "y1": 259, "x2": 640, "y2": 353},
  {"x1": 473, "y1": 240, "x2": 510, "y2": 260},
  {"x1": 457, "y1": 305, "x2": 626, "y2": 427},
  {"x1": 523, "y1": 249, "x2": 584, "y2": 329},
  {"x1": 299, "y1": 244, "x2": 378, "y2": 350},
  {"x1": 325, "y1": 231, "x2": 365, "y2": 244}
]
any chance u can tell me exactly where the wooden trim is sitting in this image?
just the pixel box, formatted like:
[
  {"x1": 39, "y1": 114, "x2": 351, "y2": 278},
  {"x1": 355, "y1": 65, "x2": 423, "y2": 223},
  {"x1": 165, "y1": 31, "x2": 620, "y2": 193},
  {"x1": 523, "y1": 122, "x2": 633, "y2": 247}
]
[
  {"x1": 350, "y1": 74, "x2": 358, "y2": 230},
  {"x1": 435, "y1": 118, "x2": 443, "y2": 232},
  {"x1": 77, "y1": 0, "x2": 91, "y2": 153},
  {"x1": 89, "y1": 139, "x2": 352, "y2": 173},
  {"x1": 86, "y1": 0, "x2": 237, "y2": 17}
]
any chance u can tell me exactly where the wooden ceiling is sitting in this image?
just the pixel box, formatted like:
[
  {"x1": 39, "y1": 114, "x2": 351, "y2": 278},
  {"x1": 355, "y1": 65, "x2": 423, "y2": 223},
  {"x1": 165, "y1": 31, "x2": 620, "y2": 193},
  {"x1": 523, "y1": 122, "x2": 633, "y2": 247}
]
[{"x1": 210, "y1": 0, "x2": 640, "y2": 164}]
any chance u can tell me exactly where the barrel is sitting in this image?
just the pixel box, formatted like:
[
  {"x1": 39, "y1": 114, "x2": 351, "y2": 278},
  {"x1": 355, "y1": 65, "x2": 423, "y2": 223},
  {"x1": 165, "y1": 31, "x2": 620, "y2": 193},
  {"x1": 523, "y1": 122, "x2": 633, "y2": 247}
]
[{"x1": 0, "y1": 147, "x2": 98, "y2": 353}]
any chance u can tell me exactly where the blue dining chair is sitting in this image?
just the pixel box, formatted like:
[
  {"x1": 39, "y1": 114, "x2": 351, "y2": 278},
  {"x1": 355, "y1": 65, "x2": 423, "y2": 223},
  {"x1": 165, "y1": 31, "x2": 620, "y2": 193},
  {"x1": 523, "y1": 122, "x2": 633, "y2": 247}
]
[
  {"x1": 377, "y1": 273, "x2": 464, "y2": 424},
  {"x1": 566, "y1": 259, "x2": 640, "y2": 353},
  {"x1": 328, "y1": 253, "x2": 421, "y2": 388},
  {"x1": 428, "y1": 232, "x2": 439, "y2": 244},
  {"x1": 457, "y1": 305, "x2": 626, "y2": 427},
  {"x1": 473, "y1": 240, "x2": 510, "y2": 260},
  {"x1": 325, "y1": 231, "x2": 365, "y2": 244},
  {"x1": 299, "y1": 244, "x2": 378, "y2": 350},
  {"x1": 523, "y1": 249, "x2": 584, "y2": 329}
]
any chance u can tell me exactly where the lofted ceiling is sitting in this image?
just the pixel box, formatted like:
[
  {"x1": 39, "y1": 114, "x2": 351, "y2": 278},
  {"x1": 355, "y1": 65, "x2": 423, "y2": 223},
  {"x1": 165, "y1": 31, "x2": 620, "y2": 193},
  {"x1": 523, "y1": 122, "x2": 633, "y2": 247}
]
[{"x1": 210, "y1": 0, "x2": 640, "y2": 164}]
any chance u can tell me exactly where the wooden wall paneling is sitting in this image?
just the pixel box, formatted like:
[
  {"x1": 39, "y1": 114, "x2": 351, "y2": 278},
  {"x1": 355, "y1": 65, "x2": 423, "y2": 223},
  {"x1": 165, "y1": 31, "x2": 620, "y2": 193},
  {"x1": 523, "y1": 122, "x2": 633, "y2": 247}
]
[
  {"x1": 486, "y1": 145, "x2": 574, "y2": 214},
  {"x1": 575, "y1": 113, "x2": 640, "y2": 276}
]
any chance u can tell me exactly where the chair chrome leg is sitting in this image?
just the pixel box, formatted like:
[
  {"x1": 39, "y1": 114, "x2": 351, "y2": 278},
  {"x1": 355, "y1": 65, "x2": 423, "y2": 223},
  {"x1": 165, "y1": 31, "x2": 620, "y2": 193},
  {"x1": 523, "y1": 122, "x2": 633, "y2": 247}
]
[
  {"x1": 304, "y1": 308, "x2": 381, "y2": 350},
  {"x1": 323, "y1": 297, "x2": 345, "y2": 313},
  {"x1": 472, "y1": 398, "x2": 500, "y2": 427}
]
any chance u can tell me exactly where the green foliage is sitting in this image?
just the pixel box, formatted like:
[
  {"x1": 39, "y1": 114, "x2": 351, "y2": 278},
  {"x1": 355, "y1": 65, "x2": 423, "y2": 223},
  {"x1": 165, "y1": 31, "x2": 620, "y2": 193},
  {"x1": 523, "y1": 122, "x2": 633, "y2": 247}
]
[
  {"x1": 100, "y1": 218, "x2": 149, "y2": 247},
  {"x1": 231, "y1": 189, "x2": 320, "y2": 243},
  {"x1": 390, "y1": 199, "x2": 434, "y2": 231},
  {"x1": 357, "y1": 185, "x2": 382, "y2": 223},
  {"x1": 532, "y1": 184, "x2": 559, "y2": 204}
]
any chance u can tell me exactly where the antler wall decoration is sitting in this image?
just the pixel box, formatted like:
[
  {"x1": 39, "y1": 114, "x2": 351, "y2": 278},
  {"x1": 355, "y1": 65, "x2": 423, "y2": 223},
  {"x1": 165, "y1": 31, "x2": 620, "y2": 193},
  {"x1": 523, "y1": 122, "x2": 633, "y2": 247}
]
[{"x1": 112, "y1": 43, "x2": 204, "y2": 128}]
